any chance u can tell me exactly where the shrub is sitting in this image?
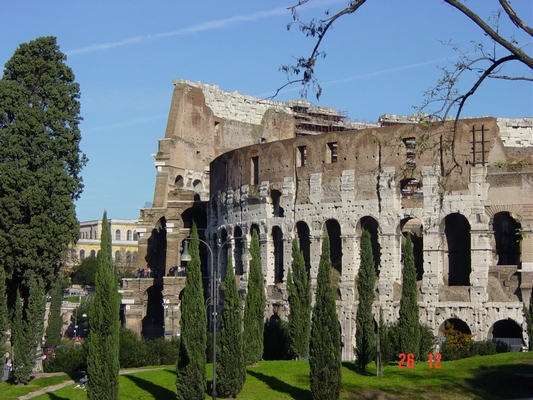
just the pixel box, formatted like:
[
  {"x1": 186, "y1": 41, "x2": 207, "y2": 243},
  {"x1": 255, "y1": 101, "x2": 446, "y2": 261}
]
[
  {"x1": 494, "y1": 339, "x2": 511, "y2": 353},
  {"x1": 419, "y1": 324, "x2": 436, "y2": 361},
  {"x1": 440, "y1": 322, "x2": 472, "y2": 361},
  {"x1": 146, "y1": 337, "x2": 180, "y2": 365},
  {"x1": 119, "y1": 328, "x2": 148, "y2": 368},
  {"x1": 469, "y1": 340, "x2": 496, "y2": 357},
  {"x1": 43, "y1": 344, "x2": 87, "y2": 373}
]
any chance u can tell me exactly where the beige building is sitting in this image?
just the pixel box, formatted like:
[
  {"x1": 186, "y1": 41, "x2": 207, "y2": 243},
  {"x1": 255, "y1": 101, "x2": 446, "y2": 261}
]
[
  {"x1": 65, "y1": 219, "x2": 139, "y2": 267},
  {"x1": 122, "y1": 80, "x2": 532, "y2": 355}
]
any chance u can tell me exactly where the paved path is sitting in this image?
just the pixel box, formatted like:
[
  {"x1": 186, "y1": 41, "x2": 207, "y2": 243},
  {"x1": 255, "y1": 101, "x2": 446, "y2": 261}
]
[{"x1": 18, "y1": 367, "x2": 167, "y2": 399}]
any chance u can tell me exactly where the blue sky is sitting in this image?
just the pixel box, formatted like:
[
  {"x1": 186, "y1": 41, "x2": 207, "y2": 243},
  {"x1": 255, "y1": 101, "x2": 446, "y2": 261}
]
[{"x1": 2, "y1": 0, "x2": 531, "y2": 222}]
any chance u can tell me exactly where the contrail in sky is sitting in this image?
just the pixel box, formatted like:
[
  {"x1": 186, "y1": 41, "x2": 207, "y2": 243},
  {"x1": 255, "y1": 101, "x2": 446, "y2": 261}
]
[{"x1": 66, "y1": 7, "x2": 288, "y2": 55}]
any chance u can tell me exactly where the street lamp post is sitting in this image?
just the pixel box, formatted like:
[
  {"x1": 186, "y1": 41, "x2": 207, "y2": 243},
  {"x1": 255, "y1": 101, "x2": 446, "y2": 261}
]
[{"x1": 181, "y1": 235, "x2": 252, "y2": 400}]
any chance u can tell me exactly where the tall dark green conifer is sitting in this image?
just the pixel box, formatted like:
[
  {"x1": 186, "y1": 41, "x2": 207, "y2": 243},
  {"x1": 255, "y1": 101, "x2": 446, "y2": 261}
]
[
  {"x1": 0, "y1": 266, "x2": 7, "y2": 373},
  {"x1": 0, "y1": 36, "x2": 86, "y2": 376},
  {"x1": 398, "y1": 234, "x2": 420, "y2": 358},
  {"x1": 287, "y1": 238, "x2": 311, "y2": 360},
  {"x1": 355, "y1": 229, "x2": 376, "y2": 372},
  {"x1": 524, "y1": 290, "x2": 533, "y2": 351},
  {"x1": 243, "y1": 230, "x2": 266, "y2": 366},
  {"x1": 87, "y1": 212, "x2": 120, "y2": 400},
  {"x1": 377, "y1": 307, "x2": 390, "y2": 376},
  {"x1": 176, "y1": 221, "x2": 207, "y2": 400},
  {"x1": 45, "y1": 280, "x2": 63, "y2": 348},
  {"x1": 310, "y1": 237, "x2": 341, "y2": 400},
  {"x1": 217, "y1": 254, "x2": 246, "y2": 398}
]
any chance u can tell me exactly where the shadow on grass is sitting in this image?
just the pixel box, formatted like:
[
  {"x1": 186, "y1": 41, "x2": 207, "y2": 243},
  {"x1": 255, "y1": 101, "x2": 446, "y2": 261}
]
[
  {"x1": 47, "y1": 393, "x2": 70, "y2": 400},
  {"x1": 123, "y1": 374, "x2": 176, "y2": 399},
  {"x1": 342, "y1": 361, "x2": 378, "y2": 376},
  {"x1": 465, "y1": 362, "x2": 533, "y2": 400},
  {"x1": 247, "y1": 370, "x2": 311, "y2": 400}
]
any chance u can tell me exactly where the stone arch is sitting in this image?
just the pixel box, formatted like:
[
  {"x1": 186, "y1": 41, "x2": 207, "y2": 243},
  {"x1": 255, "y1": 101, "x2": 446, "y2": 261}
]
[
  {"x1": 146, "y1": 217, "x2": 167, "y2": 276},
  {"x1": 175, "y1": 175, "x2": 184, "y2": 188},
  {"x1": 296, "y1": 221, "x2": 311, "y2": 273},
  {"x1": 271, "y1": 189, "x2": 284, "y2": 217},
  {"x1": 400, "y1": 217, "x2": 424, "y2": 281},
  {"x1": 272, "y1": 226, "x2": 284, "y2": 283},
  {"x1": 357, "y1": 216, "x2": 380, "y2": 276},
  {"x1": 493, "y1": 212, "x2": 521, "y2": 266},
  {"x1": 438, "y1": 318, "x2": 472, "y2": 337},
  {"x1": 444, "y1": 213, "x2": 471, "y2": 286},
  {"x1": 324, "y1": 219, "x2": 342, "y2": 276},
  {"x1": 193, "y1": 179, "x2": 203, "y2": 193},
  {"x1": 488, "y1": 319, "x2": 524, "y2": 351},
  {"x1": 141, "y1": 285, "x2": 164, "y2": 340}
]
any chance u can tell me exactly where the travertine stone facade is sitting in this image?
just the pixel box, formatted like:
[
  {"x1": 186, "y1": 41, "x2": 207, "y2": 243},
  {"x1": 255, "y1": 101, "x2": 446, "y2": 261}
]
[{"x1": 124, "y1": 80, "x2": 532, "y2": 358}]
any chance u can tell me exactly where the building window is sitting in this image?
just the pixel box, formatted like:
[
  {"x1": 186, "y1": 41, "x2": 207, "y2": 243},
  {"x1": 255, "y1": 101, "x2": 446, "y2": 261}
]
[
  {"x1": 115, "y1": 251, "x2": 121, "y2": 263},
  {"x1": 127, "y1": 230, "x2": 132, "y2": 241},
  {"x1": 251, "y1": 156, "x2": 259, "y2": 185},
  {"x1": 297, "y1": 145, "x2": 307, "y2": 166},
  {"x1": 80, "y1": 250, "x2": 85, "y2": 260},
  {"x1": 115, "y1": 229, "x2": 121, "y2": 241},
  {"x1": 327, "y1": 142, "x2": 338, "y2": 163},
  {"x1": 90, "y1": 250, "x2": 96, "y2": 259},
  {"x1": 133, "y1": 231, "x2": 138, "y2": 241}
]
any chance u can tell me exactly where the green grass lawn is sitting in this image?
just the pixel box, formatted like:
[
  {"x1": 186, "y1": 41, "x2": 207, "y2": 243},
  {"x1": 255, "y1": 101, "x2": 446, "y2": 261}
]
[{"x1": 13, "y1": 352, "x2": 533, "y2": 399}]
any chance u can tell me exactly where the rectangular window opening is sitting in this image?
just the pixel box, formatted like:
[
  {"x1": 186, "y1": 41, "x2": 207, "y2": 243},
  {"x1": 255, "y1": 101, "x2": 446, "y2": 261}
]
[
  {"x1": 251, "y1": 156, "x2": 259, "y2": 185},
  {"x1": 297, "y1": 146, "x2": 307, "y2": 166},
  {"x1": 328, "y1": 142, "x2": 338, "y2": 163}
]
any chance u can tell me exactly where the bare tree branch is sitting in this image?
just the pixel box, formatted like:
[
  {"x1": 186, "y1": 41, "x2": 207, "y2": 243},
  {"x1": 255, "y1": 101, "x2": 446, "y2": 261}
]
[{"x1": 499, "y1": 0, "x2": 533, "y2": 37}]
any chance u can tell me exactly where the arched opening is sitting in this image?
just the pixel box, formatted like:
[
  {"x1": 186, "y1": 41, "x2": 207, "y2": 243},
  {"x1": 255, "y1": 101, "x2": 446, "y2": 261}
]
[
  {"x1": 401, "y1": 217, "x2": 424, "y2": 281},
  {"x1": 273, "y1": 226, "x2": 284, "y2": 283},
  {"x1": 444, "y1": 213, "x2": 471, "y2": 286},
  {"x1": 90, "y1": 250, "x2": 96, "y2": 259},
  {"x1": 175, "y1": 175, "x2": 184, "y2": 188},
  {"x1": 146, "y1": 217, "x2": 167, "y2": 277},
  {"x1": 440, "y1": 318, "x2": 471, "y2": 335},
  {"x1": 193, "y1": 179, "x2": 202, "y2": 193},
  {"x1": 126, "y1": 251, "x2": 132, "y2": 264},
  {"x1": 115, "y1": 251, "x2": 121, "y2": 263},
  {"x1": 127, "y1": 230, "x2": 132, "y2": 241},
  {"x1": 359, "y1": 216, "x2": 380, "y2": 276},
  {"x1": 234, "y1": 226, "x2": 244, "y2": 276},
  {"x1": 271, "y1": 190, "x2": 284, "y2": 217},
  {"x1": 115, "y1": 229, "x2": 121, "y2": 241},
  {"x1": 181, "y1": 207, "x2": 208, "y2": 281},
  {"x1": 80, "y1": 250, "x2": 85, "y2": 260},
  {"x1": 141, "y1": 285, "x2": 164, "y2": 340},
  {"x1": 489, "y1": 319, "x2": 524, "y2": 352},
  {"x1": 493, "y1": 212, "x2": 521, "y2": 266},
  {"x1": 296, "y1": 221, "x2": 311, "y2": 273},
  {"x1": 325, "y1": 219, "x2": 342, "y2": 276}
]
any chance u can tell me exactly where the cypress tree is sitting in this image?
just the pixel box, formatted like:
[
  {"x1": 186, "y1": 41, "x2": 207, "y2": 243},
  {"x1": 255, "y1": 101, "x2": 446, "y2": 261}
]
[
  {"x1": 287, "y1": 238, "x2": 311, "y2": 360},
  {"x1": 0, "y1": 266, "x2": 7, "y2": 373},
  {"x1": 243, "y1": 230, "x2": 266, "y2": 365},
  {"x1": 0, "y1": 36, "x2": 86, "y2": 374},
  {"x1": 176, "y1": 221, "x2": 207, "y2": 400},
  {"x1": 376, "y1": 307, "x2": 390, "y2": 376},
  {"x1": 45, "y1": 280, "x2": 63, "y2": 348},
  {"x1": 87, "y1": 211, "x2": 120, "y2": 400},
  {"x1": 217, "y1": 254, "x2": 246, "y2": 398},
  {"x1": 524, "y1": 289, "x2": 533, "y2": 351},
  {"x1": 310, "y1": 237, "x2": 341, "y2": 400},
  {"x1": 12, "y1": 273, "x2": 46, "y2": 384},
  {"x1": 355, "y1": 229, "x2": 376, "y2": 372},
  {"x1": 398, "y1": 234, "x2": 420, "y2": 358}
]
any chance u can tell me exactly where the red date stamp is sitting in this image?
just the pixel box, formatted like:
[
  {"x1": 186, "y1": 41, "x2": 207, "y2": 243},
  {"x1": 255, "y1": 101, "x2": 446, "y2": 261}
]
[{"x1": 398, "y1": 353, "x2": 442, "y2": 369}]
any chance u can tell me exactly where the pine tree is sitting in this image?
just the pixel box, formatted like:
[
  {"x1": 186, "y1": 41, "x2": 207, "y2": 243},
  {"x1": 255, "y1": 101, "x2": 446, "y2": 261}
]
[
  {"x1": 176, "y1": 221, "x2": 207, "y2": 400},
  {"x1": 355, "y1": 229, "x2": 376, "y2": 372},
  {"x1": 0, "y1": 266, "x2": 7, "y2": 373},
  {"x1": 87, "y1": 212, "x2": 120, "y2": 400},
  {"x1": 0, "y1": 36, "x2": 86, "y2": 375},
  {"x1": 310, "y1": 237, "x2": 342, "y2": 400},
  {"x1": 45, "y1": 280, "x2": 63, "y2": 348},
  {"x1": 287, "y1": 238, "x2": 311, "y2": 360},
  {"x1": 243, "y1": 230, "x2": 266, "y2": 365},
  {"x1": 398, "y1": 234, "x2": 420, "y2": 358},
  {"x1": 217, "y1": 254, "x2": 246, "y2": 398}
]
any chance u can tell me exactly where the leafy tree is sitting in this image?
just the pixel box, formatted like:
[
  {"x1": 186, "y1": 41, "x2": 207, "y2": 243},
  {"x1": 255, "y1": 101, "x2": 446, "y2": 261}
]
[
  {"x1": 355, "y1": 229, "x2": 376, "y2": 372},
  {"x1": 282, "y1": 1, "x2": 532, "y2": 121},
  {"x1": 87, "y1": 212, "x2": 120, "y2": 400},
  {"x1": 176, "y1": 221, "x2": 207, "y2": 400},
  {"x1": 243, "y1": 230, "x2": 266, "y2": 366},
  {"x1": 287, "y1": 238, "x2": 311, "y2": 360},
  {"x1": 0, "y1": 36, "x2": 86, "y2": 374},
  {"x1": 217, "y1": 254, "x2": 246, "y2": 398},
  {"x1": 310, "y1": 237, "x2": 341, "y2": 400},
  {"x1": 0, "y1": 266, "x2": 7, "y2": 373},
  {"x1": 12, "y1": 273, "x2": 46, "y2": 384},
  {"x1": 398, "y1": 234, "x2": 420, "y2": 359},
  {"x1": 71, "y1": 257, "x2": 99, "y2": 287},
  {"x1": 45, "y1": 280, "x2": 64, "y2": 347}
]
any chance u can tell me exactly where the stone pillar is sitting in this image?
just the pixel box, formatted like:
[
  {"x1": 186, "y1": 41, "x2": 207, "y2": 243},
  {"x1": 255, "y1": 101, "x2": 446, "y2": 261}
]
[{"x1": 377, "y1": 232, "x2": 397, "y2": 303}]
